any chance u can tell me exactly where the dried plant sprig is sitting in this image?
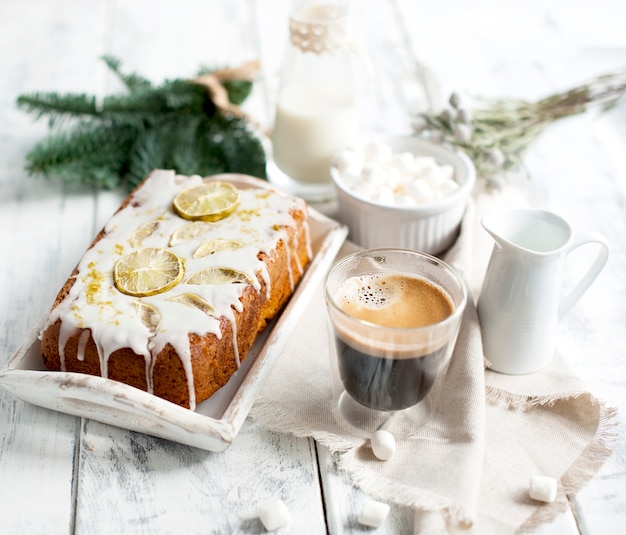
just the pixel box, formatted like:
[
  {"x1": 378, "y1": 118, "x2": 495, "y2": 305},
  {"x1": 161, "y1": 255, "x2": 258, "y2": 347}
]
[{"x1": 413, "y1": 70, "x2": 626, "y2": 187}]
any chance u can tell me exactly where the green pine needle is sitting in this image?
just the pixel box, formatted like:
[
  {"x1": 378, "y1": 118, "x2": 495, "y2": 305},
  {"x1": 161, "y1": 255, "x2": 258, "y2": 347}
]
[
  {"x1": 24, "y1": 123, "x2": 136, "y2": 189},
  {"x1": 102, "y1": 55, "x2": 152, "y2": 93},
  {"x1": 17, "y1": 93, "x2": 99, "y2": 125},
  {"x1": 222, "y1": 79, "x2": 253, "y2": 106},
  {"x1": 168, "y1": 115, "x2": 205, "y2": 176},
  {"x1": 17, "y1": 56, "x2": 266, "y2": 190},
  {"x1": 125, "y1": 128, "x2": 165, "y2": 189}
]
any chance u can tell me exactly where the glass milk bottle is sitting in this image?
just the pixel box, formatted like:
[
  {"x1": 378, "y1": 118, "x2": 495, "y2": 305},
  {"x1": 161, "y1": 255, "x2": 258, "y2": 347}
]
[{"x1": 270, "y1": 0, "x2": 360, "y2": 201}]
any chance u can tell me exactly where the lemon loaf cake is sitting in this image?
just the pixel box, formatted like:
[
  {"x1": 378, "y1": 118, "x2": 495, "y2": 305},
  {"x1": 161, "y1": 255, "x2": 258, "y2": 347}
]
[{"x1": 40, "y1": 170, "x2": 312, "y2": 410}]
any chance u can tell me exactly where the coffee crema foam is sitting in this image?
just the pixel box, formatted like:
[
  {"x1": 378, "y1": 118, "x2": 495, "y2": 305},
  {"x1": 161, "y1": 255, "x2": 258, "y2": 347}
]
[
  {"x1": 335, "y1": 273, "x2": 453, "y2": 328},
  {"x1": 331, "y1": 273, "x2": 455, "y2": 359}
]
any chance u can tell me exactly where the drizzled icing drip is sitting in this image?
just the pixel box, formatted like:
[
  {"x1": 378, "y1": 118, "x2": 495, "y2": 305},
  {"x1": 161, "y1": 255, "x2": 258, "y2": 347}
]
[
  {"x1": 44, "y1": 171, "x2": 311, "y2": 410},
  {"x1": 76, "y1": 330, "x2": 90, "y2": 361}
]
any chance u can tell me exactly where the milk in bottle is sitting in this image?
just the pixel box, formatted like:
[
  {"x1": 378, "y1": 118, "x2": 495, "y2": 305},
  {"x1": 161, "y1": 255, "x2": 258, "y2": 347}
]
[{"x1": 270, "y1": 0, "x2": 360, "y2": 199}]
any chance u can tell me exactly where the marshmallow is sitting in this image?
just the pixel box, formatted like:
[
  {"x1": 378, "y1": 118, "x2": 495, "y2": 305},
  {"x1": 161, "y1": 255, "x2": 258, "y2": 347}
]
[
  {"x1": 529, "y1": 475, "x2": 558, "y2": 503},
  {"x1": 408, "y1": 179, "x2": 435, "y2": 204},
  {"x1": 333, "y1": 149, "x2": 363, "y2": 177},
  {"x1": 382, "y1": 165, "x2": 401, "y2": 189},
  {"x1": 370, "y1": 429, "x2": 396, "y2": 460},
  {"x1": 259, "y1": 499, "x2": 290, "y2": 531},
  {"x1": 390, "y1": 152, "x2": 418, "y2": 174},
  {"x1": 351, "y1": 182, "x2": 376, "y2": 200},
  {"x1": 439, "y1": 164, "x2": 455, "y2": 180},
  {"x1": 375, "y1": 186, "x2": 395, "y2": 206},
  {"x1": 358, "y1": 499, "x2": 390, "y2": 528},
  {"x1": 438, "y1": 178, "x2": 459, "y2": 197},
  {"x1": 422, "y1": 166, "x2": 447, "y2": 188},
  {"x1": 413, "y1": 156, "x2": 438, "y2": 174},
  {"x1": 333, "y1": 141, "x2": 459, "y2": 207},
  {"x1": 361, "y1": 163, "x2": 388, "y2": 187},
  {"x1": 363, "y1": 141, "x2": 392, "y2": 163}
]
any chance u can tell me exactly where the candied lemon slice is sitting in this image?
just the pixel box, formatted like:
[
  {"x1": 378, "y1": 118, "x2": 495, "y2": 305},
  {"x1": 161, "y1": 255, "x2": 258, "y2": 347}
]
[
  {"x1": 173, "y1": 181, "x2": 240, "y2": 222},
  {"x1": 134, "y1": 301, "x2": 161, "y2": 335},
  {"x1": 114, "y1": 248, "x2": 184, "y2": 297},
  {"x1": 193, "y1": 238, "x2": 244, "y2": 258},
  {"x1": 167, "y1": 293, "x2": 216, "y2": 316},
  {"x1": 169, "y1": 221, "x2": 215, "y2": 246},
  {"x1": 129, "y1": 220, "x2": 160, "y2": 247},
  {"x1": 187, "y1": 266, "x2": 254, "y2": 285}
]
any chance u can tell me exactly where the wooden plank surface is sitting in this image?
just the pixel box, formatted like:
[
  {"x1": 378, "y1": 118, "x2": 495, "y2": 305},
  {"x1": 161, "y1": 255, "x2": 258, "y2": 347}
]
[
  {"x1": 1, "y1": 1, "x2": 624, "y2": 534},
  {"x1": 74, "y1": 419, "x2": 325, "y2": 534}
]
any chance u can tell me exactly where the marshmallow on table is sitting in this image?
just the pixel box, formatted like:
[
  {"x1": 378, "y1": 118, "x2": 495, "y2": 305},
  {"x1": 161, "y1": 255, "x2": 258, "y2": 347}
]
[
  {"x1": 529, "y1": 475, "x2": 558, "y2": 503},
  {"x1": 358, "y1": 499, "x2": 390, "y2": 528},
  {"x1": 370, "y1": 429, "x2": 396, "y2": 461},
  {"x1": 259, "y1": 499, "x2": 290, "y2": 531}
]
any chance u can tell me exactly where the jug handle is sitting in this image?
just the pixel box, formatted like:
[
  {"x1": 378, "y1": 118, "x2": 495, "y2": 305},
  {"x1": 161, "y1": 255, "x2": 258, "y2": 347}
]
[{"x1": 559, "y1": 232, "x2": 609, "y2": 320}]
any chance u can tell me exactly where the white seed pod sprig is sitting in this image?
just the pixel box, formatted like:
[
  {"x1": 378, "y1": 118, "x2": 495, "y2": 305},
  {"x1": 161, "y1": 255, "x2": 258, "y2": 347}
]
[
  {"x1": 484, "y1": 148, "x2": 505, "y2": 167},
  {"x1": 449, "y1": 91, "x2": 463, "y2": 109},
  {"x1": 456, "y1": 108, "x2": 473, "y2": 124},
  {"x1": 411, "y1": 70, "x2": 626, "y2": 186},
  {"x1": 412, "y1": 115, "x2": 429, "y2": 134},
  {"x1": 439, "y1": 107, "x2": 456, "y2": 125},
  {"x1": 453, "y1": 123, "x2": 472, "y2": 144}
]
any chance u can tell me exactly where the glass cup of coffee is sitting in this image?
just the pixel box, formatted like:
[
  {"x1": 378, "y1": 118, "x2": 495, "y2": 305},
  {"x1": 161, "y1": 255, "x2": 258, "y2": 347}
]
[{"x1": 324, "y1": 249, "x2": 467, "y2": 437}]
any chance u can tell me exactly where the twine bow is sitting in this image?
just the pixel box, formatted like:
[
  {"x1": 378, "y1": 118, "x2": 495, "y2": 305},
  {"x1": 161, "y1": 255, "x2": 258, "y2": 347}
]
[{"x1": 190, "y1": 59, "x2": 260, "y2": 118}]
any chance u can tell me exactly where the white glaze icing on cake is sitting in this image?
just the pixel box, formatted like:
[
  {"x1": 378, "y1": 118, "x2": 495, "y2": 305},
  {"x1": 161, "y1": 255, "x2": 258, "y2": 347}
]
[{"x1": 42, "y1": 170, "x2": 311, "y2": 409}]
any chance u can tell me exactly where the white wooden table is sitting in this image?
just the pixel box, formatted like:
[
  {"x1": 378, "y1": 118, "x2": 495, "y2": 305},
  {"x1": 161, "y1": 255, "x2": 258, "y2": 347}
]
[{"x1": 1, "y1": 1, "x2": 625, "y2": 533}]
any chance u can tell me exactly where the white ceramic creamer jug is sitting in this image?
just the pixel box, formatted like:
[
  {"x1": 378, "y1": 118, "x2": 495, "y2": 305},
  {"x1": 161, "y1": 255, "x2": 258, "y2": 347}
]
[{"x1": 477, "y1": 208, "x2": 609, "y2": 374}]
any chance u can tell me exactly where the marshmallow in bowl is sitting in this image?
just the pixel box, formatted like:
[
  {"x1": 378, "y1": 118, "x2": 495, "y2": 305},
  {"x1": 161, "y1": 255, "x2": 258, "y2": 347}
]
[{"x1": 332, "y1": 141, "x2": 459, "y2": 207}]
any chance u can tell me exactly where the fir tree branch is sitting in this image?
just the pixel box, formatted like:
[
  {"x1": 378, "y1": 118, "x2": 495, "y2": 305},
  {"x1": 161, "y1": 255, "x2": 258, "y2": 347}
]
[
  {"x1": 17, "y1": 83, "x2": 213, "y2": 128},
  {"x1": 24, "y1": 123, "x2": 136, "y2": 189},
  {"x1": 17, "y1": 56, "x2": 267, "y2": 190},
  {"x1": 102, "y1": 55, "x2": 152, "y2": 93},
  {"x1": 222, "y1": 79, "x2": 253, "y2": 106},
  {"x1": 168, "y1": 115, "x2": 205, "y2": 176},
  {"x1": 211, "y1": 115, "x2": 266, "y2": 178},
  {"x1": 16, "y1": 93, "x2": 99, "y2": 124},
  {"x1": 196, "y1": 65, "x2": 253, "y2": 105},
  {"x1": 99, "y1": 82, "x2": 210, "y2": 127},
  {"x1": 125, "y1": 128, "x2": 165, "y2": 189}
]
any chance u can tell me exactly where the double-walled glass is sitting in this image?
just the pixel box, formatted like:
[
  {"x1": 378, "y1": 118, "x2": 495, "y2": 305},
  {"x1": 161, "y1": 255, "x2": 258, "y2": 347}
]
[{"x1": 325, "y1": 249, "x2": 467, "y2": 437}]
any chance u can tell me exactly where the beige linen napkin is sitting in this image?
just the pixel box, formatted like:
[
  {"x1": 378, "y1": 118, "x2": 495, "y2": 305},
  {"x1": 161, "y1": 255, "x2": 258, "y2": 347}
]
[{"x1": 249, "y1": 188, "x2": 617, "y2": 533}]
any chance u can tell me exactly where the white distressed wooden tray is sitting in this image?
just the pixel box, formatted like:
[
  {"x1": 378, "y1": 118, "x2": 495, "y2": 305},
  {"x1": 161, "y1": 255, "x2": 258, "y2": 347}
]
[{"x1": 0, "y1": 194, "x2": 347, "y2": 452}]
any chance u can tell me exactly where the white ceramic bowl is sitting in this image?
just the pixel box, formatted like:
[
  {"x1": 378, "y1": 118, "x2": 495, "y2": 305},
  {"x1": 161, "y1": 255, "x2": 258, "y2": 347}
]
[{"x1": 330, "y1": 137, "x2": 476, "y2": 256}]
